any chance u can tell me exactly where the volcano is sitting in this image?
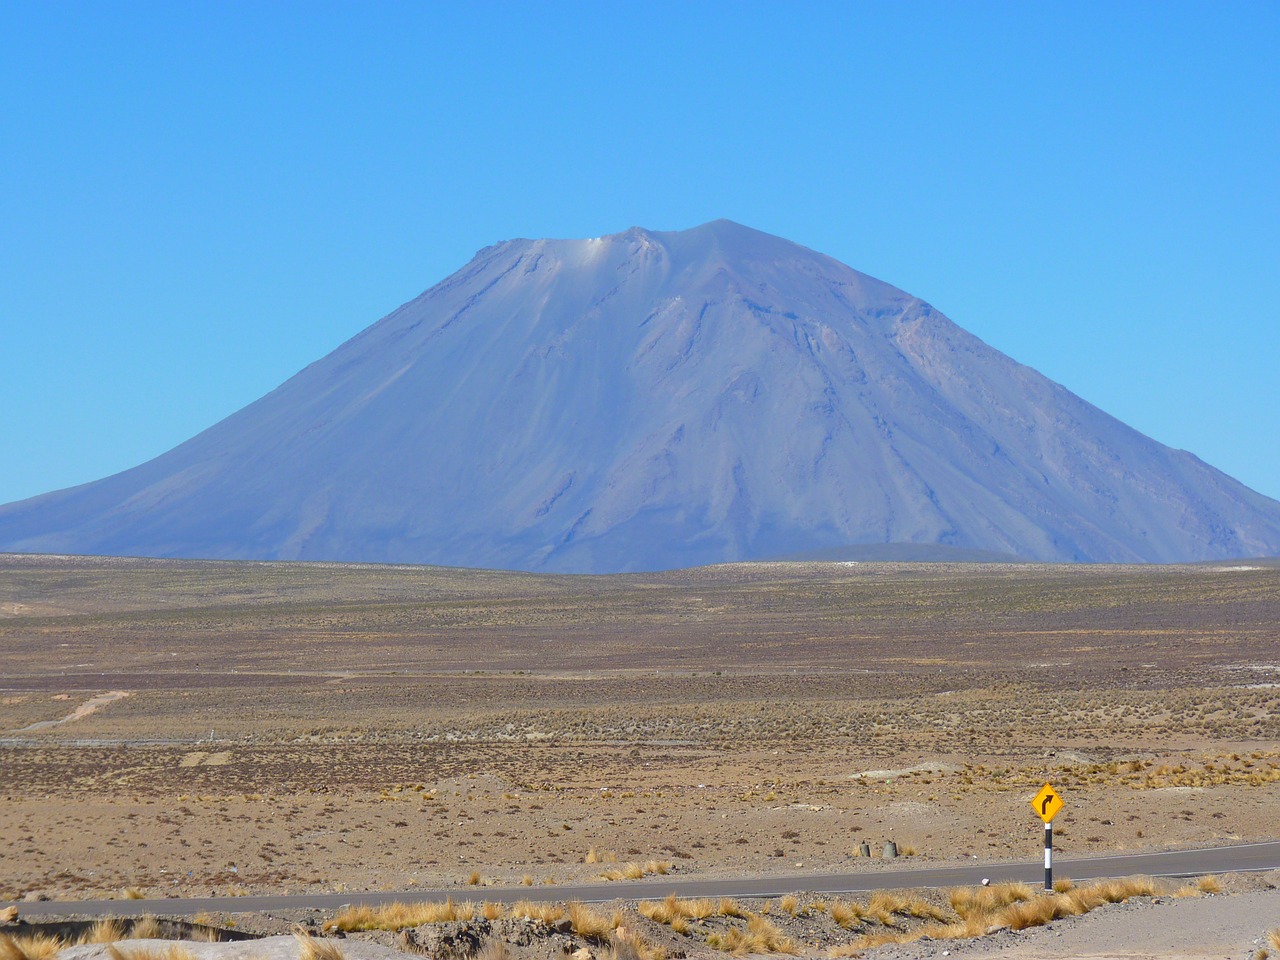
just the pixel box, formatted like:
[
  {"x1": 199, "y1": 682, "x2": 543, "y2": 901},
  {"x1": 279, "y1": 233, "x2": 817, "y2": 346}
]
[{"x1": 3, "y1": 220, "x2": 1279, "y2": 571}]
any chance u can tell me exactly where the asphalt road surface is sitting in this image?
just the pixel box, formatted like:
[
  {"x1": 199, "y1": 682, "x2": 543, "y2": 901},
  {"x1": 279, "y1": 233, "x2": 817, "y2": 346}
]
[{"x1": 7, "y1": 841, "x2": 1278, "y2": 919}]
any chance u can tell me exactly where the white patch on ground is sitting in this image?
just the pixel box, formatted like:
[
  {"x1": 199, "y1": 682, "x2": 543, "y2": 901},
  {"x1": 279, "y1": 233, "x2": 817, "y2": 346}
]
[
  {"x1": 849, "y1": 761, "x2": 962, "y2": 780},
  {"x1": 179, "y1": 751, "x2": 232, "y2": 767},
  {"x1": 18, "y1": 691, "x2": 131, "y2": 731}
]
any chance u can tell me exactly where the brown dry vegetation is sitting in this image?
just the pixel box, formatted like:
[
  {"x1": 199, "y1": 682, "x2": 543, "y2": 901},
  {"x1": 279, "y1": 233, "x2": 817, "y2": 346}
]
[
  {"x1": 827, "y1": 875, "x2": 1173, "y2": 953},
  {"x1": 107, "y1": 946, "x2": 197, "y2": 960},
  {"x1": 293, "y1": 930, "x2": 344, "y2": 960},
  {"x1": 309, "y1": 878, "x2": 1203, "y2": 960},
  {"x1": 0, "y1": 922, "x2": 223, "y2": 960},
  {"x1": 1, "y1": 556, "x2": 1279, "y2": 901}
]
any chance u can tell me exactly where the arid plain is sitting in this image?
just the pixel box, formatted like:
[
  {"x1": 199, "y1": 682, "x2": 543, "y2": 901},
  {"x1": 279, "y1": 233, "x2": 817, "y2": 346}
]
[{"x1": 2, "y1": 553, "x2": 1278, "y2": 911}]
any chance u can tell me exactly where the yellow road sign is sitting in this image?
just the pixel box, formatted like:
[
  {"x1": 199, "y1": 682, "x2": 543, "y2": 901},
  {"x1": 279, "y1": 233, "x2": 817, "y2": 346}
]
[{"x1": 1032, "y1": 783, "x2": 1063, "y2": 823}]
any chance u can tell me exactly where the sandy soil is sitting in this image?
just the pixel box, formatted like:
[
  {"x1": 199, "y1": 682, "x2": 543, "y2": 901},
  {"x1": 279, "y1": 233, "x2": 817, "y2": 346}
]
[{"x1": 1, "y1": 555, "x2": 1278, "y2": 957}]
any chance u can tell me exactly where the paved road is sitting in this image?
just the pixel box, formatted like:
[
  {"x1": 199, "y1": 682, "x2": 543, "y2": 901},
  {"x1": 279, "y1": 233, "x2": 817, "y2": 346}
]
[{"x1": 7, "y1": 841, "x2": 1278, "y2": 919}]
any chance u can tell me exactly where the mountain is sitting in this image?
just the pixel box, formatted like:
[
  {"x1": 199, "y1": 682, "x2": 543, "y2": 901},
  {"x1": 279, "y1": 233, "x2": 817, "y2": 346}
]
[{"x1": 3, "y1": 219, "x2": 1280, "y2": 572}]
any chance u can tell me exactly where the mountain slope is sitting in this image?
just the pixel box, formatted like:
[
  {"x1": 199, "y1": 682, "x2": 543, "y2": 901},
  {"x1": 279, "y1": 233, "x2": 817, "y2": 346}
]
[{"x1": 3, "y1": 219, "x2": 1279, "y2": 571}]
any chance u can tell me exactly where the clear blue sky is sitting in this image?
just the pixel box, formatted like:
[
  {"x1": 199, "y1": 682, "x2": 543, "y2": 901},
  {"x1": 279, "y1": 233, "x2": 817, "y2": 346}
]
[{"x1": 3, "y1": 1, "x2": 1278, "y2": 505}]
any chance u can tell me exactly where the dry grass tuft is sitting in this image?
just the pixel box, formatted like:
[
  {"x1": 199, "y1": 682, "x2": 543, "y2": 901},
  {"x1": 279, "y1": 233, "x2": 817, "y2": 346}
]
[
  {"x1": 949, "y1": 881, "x2": 1035, "y2": 920},
  {"x1": 829, "y1": 901, "x2": 864, "y2": 929},
  {"x1": 637, "y1": 896, "x2": 755, "y2": 942},
  {"x1": 131, "y1": 916, "x2": 163, "y2": 940},
  {"x1": 121, "y1": 888, "x2": 147, "y2": 901},
  {"x1": 706, "y1": 915, "x2": 798, "y2": 956},
  {"x1": 638, "y1": 895, "x2": 725, "y2": 925},
  {"x1": 1, "y1": 934, "x2": 62, "y2": 960},
  {"x1": 1196, "y1": 875, "x2": 1222, "y2": 894},
  {"x1": 84, "y1": 919, "x2": 126, "y2": 944},
  {"x1": 999, "y1": 893, "x2": 1084, "y2": 929},
  {"x1": 716, "y1": 899, "x2": 748, "y2": 919},
  {"x1": 0, "y1": 909, "x2": 15, "y2": 927},
  {"x1": 468, "y1": 871, "x2": 482, "y2": 886},
  {"x1": 567, "y1": 902, "x2": 618, "y2": 943},
  {"x1": 1064, "y1": 875, "x2": 1159, "y2": 912},
  {"x1": 324, "y1": 897, "x2": 479, "y2": 932},
  {"x1": 482, "y1": 902, "x2": 504, "y2": 921},
  {"x1": 294, "y1": 930, "x2": 345, "y2": 960},
  {"x1": 605, "y1": 931, "x2": 666, "y2": 960},
  {"x1": 639, "y1": 896, "x2": 795, "y2": 956},
  {"x1": 510, "y1": 901, "x2": 565, "y2": 925},
  {"x1": 828, "y1": 875, "x2": 1168, "y2": 954},
  {"x1": 637, "y1": 896, "x2": 680, "y2": 926},
  {"x1": 107, "y1": 946, "x2": 197, "y2": 960},
  {"x1": 600, "y1": 861, "x2": 671, "y2": 882}
]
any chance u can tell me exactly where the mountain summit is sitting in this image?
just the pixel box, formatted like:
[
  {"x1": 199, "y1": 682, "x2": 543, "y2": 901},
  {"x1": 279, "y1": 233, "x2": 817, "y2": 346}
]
[{"x1": 4, "y1": 220, "x2": 1280, "y2": 571}]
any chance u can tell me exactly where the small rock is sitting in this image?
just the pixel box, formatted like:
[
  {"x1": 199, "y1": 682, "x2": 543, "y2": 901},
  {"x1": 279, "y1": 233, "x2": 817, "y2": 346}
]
[{"x1": 572, "y1": 949, "x2": 593, "y2": 960}]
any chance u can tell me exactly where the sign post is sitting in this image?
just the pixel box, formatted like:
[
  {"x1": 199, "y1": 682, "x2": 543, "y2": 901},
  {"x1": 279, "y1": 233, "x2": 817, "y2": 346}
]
[{"x1": 1031, "y1": 783, "x2": 1063, "y2": 892}]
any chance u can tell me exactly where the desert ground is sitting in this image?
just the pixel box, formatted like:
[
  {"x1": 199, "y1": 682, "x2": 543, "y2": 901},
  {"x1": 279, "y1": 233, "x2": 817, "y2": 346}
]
[{"x1": 2, "y1": 553, "x2": 1279, "y2": 957}]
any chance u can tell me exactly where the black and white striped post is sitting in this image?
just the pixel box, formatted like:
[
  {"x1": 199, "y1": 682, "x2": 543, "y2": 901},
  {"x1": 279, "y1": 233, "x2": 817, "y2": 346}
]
[
  {"x1": 1044, "y1": 820, "x2": 1053, "y2": 891},
  {"x1": 1031, "y1": 783, "x2": 1063, "y2": 893}
]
